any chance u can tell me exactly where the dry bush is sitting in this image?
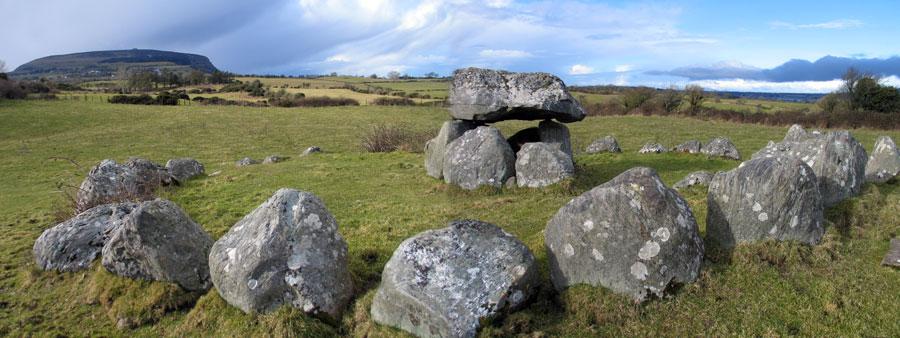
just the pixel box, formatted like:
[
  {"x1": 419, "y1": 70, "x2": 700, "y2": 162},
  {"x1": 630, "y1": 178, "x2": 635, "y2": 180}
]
[
  {"x1": 371, "y1": 97, "x2": 416, "y2": 106},
  {"x1": 361, "y1": 124, "x2": 436, "y2": 153}
]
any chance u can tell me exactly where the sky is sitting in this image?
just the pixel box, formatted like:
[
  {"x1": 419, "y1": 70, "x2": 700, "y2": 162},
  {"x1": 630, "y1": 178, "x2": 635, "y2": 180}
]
[{"x1": 2, "y1": 0, "x2": 900, "y2": 92}]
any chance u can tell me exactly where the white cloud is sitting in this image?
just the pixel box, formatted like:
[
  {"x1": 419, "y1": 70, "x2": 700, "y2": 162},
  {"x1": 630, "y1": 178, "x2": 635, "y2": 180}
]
[
  {"x1": 569, "y1": 64, "x2": 594, "y2": 75},
  {"x1": 325, "y1": 54, "x2": 351, "y2": 62},
  {"x1": 770, "y1": 19, "x2": 863, "y2": 30},
  {"x1": 486, "y1": 0, "x2": 513, "y2": 8},
  {"x1": 614, "y1": 64, "x2": 634, "y2": 73},
  {"x1": 689, "y1": 78, "x2": 843, "y2": 93},
  {"x1": 479, "y1": 49, "x2": 532, "y2": 58}
]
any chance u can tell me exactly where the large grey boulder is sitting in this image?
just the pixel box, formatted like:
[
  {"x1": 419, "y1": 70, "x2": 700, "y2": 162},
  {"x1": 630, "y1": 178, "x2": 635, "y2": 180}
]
[
  {"x1": 209, "y1": 189, "x2": 353, "y2": 319},
  {"x1": 125, "y1": 157, "x2": 173, "y2": 188},
  {"x1": 701, "y1": 137, "x2": 741, "y2": 160},
  {"x1": 638, "y1": 143, "x2": 668, "y2": 154},
  {"x1": 76, "y1": 159, "x2": 141, "y2": 211},
  {"x1": 585, "y1": 136, "x2": 621, "y2": 154},
  {"x1": 673, "y1": 171, "x2": 714, "y2": 190},
  {"x1": 538, "y1": 120, "x2": 573, "y2": 159},
  {"x1": 706, "y1": 157, "x2": 824, "y2": 249},
  {"x1": 515, "y1": 143, "x2": 575, "y2": 188},
  {"x1": 33, "y1": 203, "x2": 137, "y2": 272},
  {"x1": 165, "y1": 158, "x2": 205, "y2": 182},
  {"x1": 753, "y1": 130, "x2": 867, "y2": 207},
  {"x1": 425, "y1": 120, "x2": 478, "y2": 179},
  {"x1": 545, "y1": 167, "x2": 704, "y2": 302},
  {"x1": 101, "y1": 199, "x2": 213, "y2": 291},
  {"x1": 443, "y1": 126, "x2": 516, "y2": 190},
  {"x1": 448, "y1": 68, "x2": 585, "y2": 123},
  {"x1": 371, "y1": 220, "x2": 539, "y2": 338},
  {"x1": 673, "y1": 140, "x2": 702, "y2": 154},
  {"x1": 865, "y1": 136, "x2": 900, "y2": 183}
]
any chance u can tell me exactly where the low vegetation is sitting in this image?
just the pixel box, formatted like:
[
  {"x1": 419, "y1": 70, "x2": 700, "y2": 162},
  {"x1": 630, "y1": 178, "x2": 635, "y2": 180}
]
[
  {"x1": 361, "y1": 123, "x2": 435, "y2": 153},
  {"x1": 109, "y1": 91, "x2": 188, "y2": 106}
]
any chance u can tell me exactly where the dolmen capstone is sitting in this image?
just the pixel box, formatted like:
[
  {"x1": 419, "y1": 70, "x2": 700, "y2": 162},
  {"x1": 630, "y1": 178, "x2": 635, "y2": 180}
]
[
  {"x1": 208, "y1": 189, "x2": 353, "y2": 319},
  {"x1": 865, "y1": 136, "x2": 900, "y2": 183},
  {"x1": 425, "y1": 68, "x2": 585, "y2": 189},
  {"x1": 545, "y1": 167, "x2": 704, "y2": 302},
  {"x1": 673, "y1": 171, "x2": 714, "y2": 190},
  {"x1": 585, "y1": 136, "x2": 621, "y2": 153},
  {"x1": 673, "y1": 140, "x2": 702, "y2": 154},
  {"x1": 371, "y1": 220, "x2": 539, "y2": 338},
  {"x1": 515, "y1": 143, "x2": 575, "y2": 188},
  {"x1": 701, "y1": 137, "x2": 740, "y2": 160},
  {"x1": 752, "y1": 125, "x2": 867, "y2": 207},
  {"x1": 706, "y1": 157, "x2": 824, "y2": 249}
]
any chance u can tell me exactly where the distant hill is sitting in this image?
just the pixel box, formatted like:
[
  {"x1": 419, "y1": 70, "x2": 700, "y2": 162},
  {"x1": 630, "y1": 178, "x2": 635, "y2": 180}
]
[{"x1": 9, "y1": 49, "x2": 219, "y2": 82}]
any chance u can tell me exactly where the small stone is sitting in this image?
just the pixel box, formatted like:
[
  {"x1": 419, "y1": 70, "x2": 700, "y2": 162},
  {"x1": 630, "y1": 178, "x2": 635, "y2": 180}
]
[
  {"x1": 673, "y1": 171, "x2": 714, "y2": 190},
  {"x1": 262, "y1": 155, "x2": 286, "y2": 164},
  {"x1": 585, "y1": 136, "x2": 622, "y2": 154},
  {"x1": 302, "y1": 146, "x2": 322, "y2": 156},
  {"x1": 235, "y1": 157, "x2": 258, "y2": 167},
  {"x1": 165, "y1": 158, "x2": 205, "y2": 182},
  {"x1": 673, "y1": 140, "x2": 702, "y2": 154},
  {"x1": 701, "y1": 137, "x2": 741, "y2": 160},
  {"x1": 639, "y1": 143, "x2": 668, "y2": 154}
]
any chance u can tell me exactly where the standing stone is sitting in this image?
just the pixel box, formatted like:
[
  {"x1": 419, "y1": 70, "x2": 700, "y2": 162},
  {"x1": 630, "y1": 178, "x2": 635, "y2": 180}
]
[
  {"x1": 673, "y1": 171, "x2": 714, "y2": 190},
  {"x1": 424, "y1": 120, "x2": 478, "y2": 179},
  {"x1": 706, "y1": 157, "x2": 824, "y2": 249},
  {"x1": 545, "y1": 167, "x2": 704, "y2": 302},
  {"x1": 673, "y1": 140, "x2": 702, "y2": 154},
  {"x1": 236, "y1": 157, "x2": 258, "y2": 167},
  {"x1": 515, "y1": 143, "x2": 575, "y2": 188},
  {"x1": 701, "y1": 137, "x2": 741, "y2": 160},
  {"x1": 443, "y1": 126, "x2": 516, "y2": 190},
  {"x1": 208, "y1": 189, "x2": 353, "y2": 319},
  {"x1": 538, "y1": 120, "x2": 573, "y2": 159},
  {"x1": 753, "y1": 130, "x2": 867, "y2": 207},
  {"x1": 882, "y1": 239, "x2": 900, "y2": 268},
  {"x1": 639, "y1": 143, "x2": 668, "y2": 154},
  {"x1": 165, "y1": 158, "x2": 205, "y2": 182},
  {"x1": 371, "y1": 220, "x2": 539, "y2": 338},
  {"x1": 585, "y1": 136, "x2": 622, "y2": 154},
  {"x1": 448, "y1": 68, "x2": 586, "y2": 123},
  {"x1": 101, "y1": 199, "x2": 214, "y2": 291},
  {"x1": 33, "y1": 203, "x2": 137, "y2": 272},
  {"x1": 76, "y1": 159, "x2": 140, "y2": 211},
  {"x1": 865, "y1": 136, "x2": 900, "y2": 183}
]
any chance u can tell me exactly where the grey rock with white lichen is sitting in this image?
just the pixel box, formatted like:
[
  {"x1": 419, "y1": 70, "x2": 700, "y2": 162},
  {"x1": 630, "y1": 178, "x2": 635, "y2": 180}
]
[
  {"x1": 76, "y1": 159, "x2": 141, "y2": 210},
  {"x1": 783, "y1": 124, "x2": 808, "y2": 142},
  {"x1": 262, "y1": 155, "x2": 286, "y2": 164},
  {"x1": 585, "y1": 136, "x2": 621, "y2": 154},
  {"x1": 371, "y1": 220, "x2": 539, "y2": 338},
  {"x1": 425, "y1": 120, "x2": 478, "y2": 179},
  {"x1": 545, "y1": 167, "x2": 704, "y2": 302},
  {"x1": 752, "y1": 129, "x2": 867, "y2": 207},
  {"x1": 125, "y1": 157, "x2": 174, "y2": 188},
  {"x1": 515, "y1": 143, "x2": 574, "y2": 188},
  {"x1": 706, "y1": 156, "x2": 824, "y2": 249},
  {"x1": 235, "y1": 157, "x2": 258, "y2": 167},
  {"x1": 673, "y1": 140, "x2": 702, "y2": 154},
  {"x1": 165, "y1": 158, "x2": 205, "y2": 182},
  {"x1": 443, "y1": 126, "x2": 516, "y2": 190},
  {"x1": 538, "y1": 120, "x2": 573, "y2": 159},
  {"x1": 33, "y1": 203, "x2": 137, "y2": 272},
  {"x1": 302, "y1": 146, "x2": 322, "y2": 156},
  {"x1": 701, "y1": 137, "x2": 741, "y2": 160},
  {"x1": 101, "y1": 199, "x2": 213, "y2": 291},
  {"x1": 448, "y1": 68, "x2": 585, "y2": 123},
  {"x1": 638, "y1": 142, "x2": 668, "y2": 154},
  {"x1": 208, "y1": 189, "x2": 353, "y2": 319},
  {"x1": 865, "y1": 136, "x2": 900, "y2": 183},
  {"x1": 673, "y1": 171, "x2": 714, "y2": 190}
]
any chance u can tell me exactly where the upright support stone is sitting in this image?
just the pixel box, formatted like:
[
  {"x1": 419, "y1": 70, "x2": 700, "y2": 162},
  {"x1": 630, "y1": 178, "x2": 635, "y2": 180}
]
[
  {"x1": 538, "y1": 120, "x2": 573, "y2": 159},
  {"x1": 424, "y1": 120, "x2": 478, "y2": 179}
]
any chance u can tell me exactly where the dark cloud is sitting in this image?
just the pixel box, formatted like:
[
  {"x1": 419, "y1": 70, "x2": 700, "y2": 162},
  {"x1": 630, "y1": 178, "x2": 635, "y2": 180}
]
[{"x1": 649, "y1": 56, "x2": 900, "y2": 82}]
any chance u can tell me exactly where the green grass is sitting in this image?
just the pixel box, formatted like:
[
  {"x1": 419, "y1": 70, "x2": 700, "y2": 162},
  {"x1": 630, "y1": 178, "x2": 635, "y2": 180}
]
[{"x1": 0, "y1": 99, "x2": 898, "y2": 336}]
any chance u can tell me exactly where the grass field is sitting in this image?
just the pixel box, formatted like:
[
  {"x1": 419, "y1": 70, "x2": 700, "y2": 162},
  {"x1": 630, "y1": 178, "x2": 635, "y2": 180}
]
[{"x1": 0, "y1": 99, "x2": 898, "y2": 336}]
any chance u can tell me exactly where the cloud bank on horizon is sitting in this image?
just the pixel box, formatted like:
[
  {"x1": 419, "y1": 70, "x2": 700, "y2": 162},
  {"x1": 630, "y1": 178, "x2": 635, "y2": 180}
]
[{"x1": 2, "y1": 0, "x2": 900, "y2": 93}]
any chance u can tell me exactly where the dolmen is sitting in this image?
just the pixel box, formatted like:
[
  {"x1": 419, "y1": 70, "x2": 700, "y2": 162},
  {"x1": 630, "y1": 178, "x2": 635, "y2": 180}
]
[{"x1": 425, "y1": 68, "x2": 585, "y2": 189}]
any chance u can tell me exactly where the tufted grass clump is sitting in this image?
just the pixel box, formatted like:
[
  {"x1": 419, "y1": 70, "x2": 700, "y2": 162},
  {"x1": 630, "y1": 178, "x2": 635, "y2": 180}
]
[{"x1": 174, "y1": 292, "x2": 338, "y2": 337}]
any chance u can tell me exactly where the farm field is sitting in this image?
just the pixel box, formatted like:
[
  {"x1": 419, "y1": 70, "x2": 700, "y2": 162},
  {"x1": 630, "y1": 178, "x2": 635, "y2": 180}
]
[{"x1": 0, "y1": 99, "x2": 898, "y2": 337}]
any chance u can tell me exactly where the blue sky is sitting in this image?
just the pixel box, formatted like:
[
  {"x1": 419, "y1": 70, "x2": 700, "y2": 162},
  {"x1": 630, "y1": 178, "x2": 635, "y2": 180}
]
[{"x1": 2, "y1": 0, "x2": 900, "y2": 92}]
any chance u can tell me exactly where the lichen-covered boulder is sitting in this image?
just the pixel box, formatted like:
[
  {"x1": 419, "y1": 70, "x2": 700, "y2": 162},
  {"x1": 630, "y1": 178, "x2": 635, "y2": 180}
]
[
  {"x1": 76, "y1": 159, "x2": 141, "y2": 211},
  {"x1": 165, "y1": 158, "x2": 204, "y2": 182},
  {"x1": 585, "y1": 136, "x2": 621, "y2": 154},
  {"x1": 545, "y1": 167, "x2": 704, "y2": 302},
  {"x1": 371, "y1": 220, "x2": 539, "y2": 338},
  {"x1": 701, "y1": 137, "x2": 741, "y2": 160},
  {"x1": 865, "y1": 136, "x2": 900, "y2": 183},
  {"x1": 443, "y1": 126, "x2": 516, "y2": 190},
  {"x1": 706, "y1": 157, "x2": 824, "y2": 249},
  {"x1": 262, "y1": 155, "x2": 286, "y2": 164},
  {"x1": 33, "y1": 203, "x2": 137, "y2": 272},
  {"x1": 538, "y1": 120, "x2": 573, "y2": 159},
  {"x1": 673, "y1": 171, "x2": 714, "y2": 190},
  {"x1": 506, "y1": 127, "x2": 540, "y2": 154},
  {"x1": 101, "y1": 199, "x2": 213, "y2": 291},
  {"x1": 639, "y1": 143, "x2": 668, "y2": 154},
  {"x1": 753, "y1": 130, "x2": 867, "y2": 207},
  {"x1": 425, "y1": 120, "x2": 478, "y2": 179},
  {"x1": 515, "y1": 143, "x2": 575, "y2": 188},
  {"x1": 673, "y1": 140, "x2": 702, "y2": 154},
  {"x1": 448, "y1": 68, "x2": 585, "y2": 123},
  {"x1": 209, "y1": 189, "x2": 353, "y2": 319},
  {"x1": 302, "y1": 146, "x2": 322, "y2": 156},
  {"x1": 236, "y1": 157, "x2": 258, "y2": 167},
  {"x1": 125, "y1": 157, "x2": 173, "y2": 188},
  {"x1": 784, "y1": 124, "x2": 808, "y2": 142}
]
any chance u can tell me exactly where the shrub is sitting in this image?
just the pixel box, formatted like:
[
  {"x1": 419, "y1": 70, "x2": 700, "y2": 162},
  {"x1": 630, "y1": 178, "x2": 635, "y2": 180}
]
[
  {"x1": 0, "y1": 78, "x2": 26, "y2": 99},
  {"x1": 271, "y1": 96, "x2": 359, "y2": 108},
  {"x1": 686, "y1": 85, "x2": 706, "y2": 115},
  {"x1": 372, "y1": 97, "x2": 415, "y2": 106},
  {"x1": 109, "y1": 91, "x2": 185, "y2": 106},
  {"x1": 621, "y1": 87, "x2": 656, "y2": 112},
  {"x1": 361, "y1": 124, "x2": 435, "y2": 153}
]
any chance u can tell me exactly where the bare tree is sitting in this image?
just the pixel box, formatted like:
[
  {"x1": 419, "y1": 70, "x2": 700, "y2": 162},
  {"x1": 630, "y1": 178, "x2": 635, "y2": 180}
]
[
  {"x1": 840, "y1": 67, "x2": 863, "y2": 111},
  {"x1": 659, "y1": 85, "x2": 683, "y2": 112},
  {"x1": 0, "y1": 60, "x2": 7, "y2": 73},
  {"x1": 387, "y1": 71, "x2": 401, "y2": 80},
  {"x1": 685, "y1": 85, "x2": 705, "y2": 115}
]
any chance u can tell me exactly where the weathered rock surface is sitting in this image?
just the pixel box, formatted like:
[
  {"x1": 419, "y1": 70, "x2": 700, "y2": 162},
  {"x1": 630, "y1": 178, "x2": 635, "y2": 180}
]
[
  {"x1": 865, "y1": 136, "x2": 900, "y2": 183},
  {"x1": 701, "y1": 137, "x2": 741, "y2": 160},
  {"x1": 33, "y1": 203, "x2": 136, "y2": 272},
  {"x1": 125, "y1": 157, "x2": 173, "y2": 188},
  {"x1": 448, "y1": 68, "x2": 586, "y2": 123},
  {"x1": 76, "y1": 159, "x2": 141, "y2": 210},
  {"x1": 515, "y1": 143, "x2": 575, "y2": 188},
  {"x1": 236, "y1": 157, "x2": 258, "y2": 167},
  {"x1": 209, "y1": 189, "x2": 353, "y2": 318},
  {"x1": 425, "y1": 120, "x2": 478, "y2": 179},
  {"x1": 165, "y1": 158, "x2": 204, "y2": 182},
  {"x1": 639, "y1": 143, "x2": 668, "y2": 154},
  {"x1": 506, "y1": 127, "x2": 540, "y2": 154},
  {"x1": 882, "y1": 238, "x2": 900, "y2": 268},
  {"x1": 753, "y1": 130, "x2": 867, "y2": 207},
  {"x1": 443, "y1": 126, "x2": 516, "y2": 190},
  {"x1": 784, "y1": 124, "x2": 808, "y2": 142},
  {"x1": 371, "y1": 220, "x2": 539, "y2": 338},
  {"x1": 706, "y1": 157, "x2": 824, "y2": 249},
  {"x1": 262, "y1": 155, "x2": 286, "y2": 164},
  {"x1": 673, "y1": 171, "x2": 714, "y2": 190},
  {"x1": 585, "y1": 136, "x2": 621, "y2": 154},
  {"x1": 302, "y1": 146, "x2": 322, "y2": 156},
  {"x1": 673, "y1": 140, "x2": 702, "y2": 154},
  {"x1": 545, "y1": 167, "x2": 704, "y2": 302},
  {"x1": 101, "y1": 199, "x2": 213, "y2": 291},
  {"x1": 538, "y1": 120, "x2": 573, "y2": 159}
]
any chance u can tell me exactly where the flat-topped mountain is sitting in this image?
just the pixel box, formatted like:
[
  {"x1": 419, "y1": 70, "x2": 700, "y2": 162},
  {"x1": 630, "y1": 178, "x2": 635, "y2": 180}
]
[{"x1": 9, "y1": 49, "x2": 219, "y2": 82}]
